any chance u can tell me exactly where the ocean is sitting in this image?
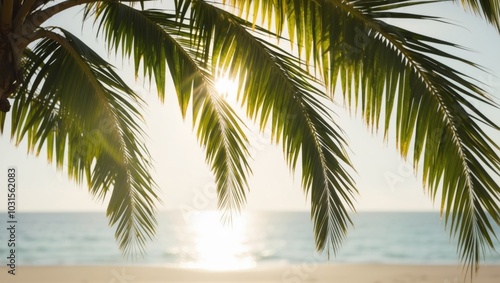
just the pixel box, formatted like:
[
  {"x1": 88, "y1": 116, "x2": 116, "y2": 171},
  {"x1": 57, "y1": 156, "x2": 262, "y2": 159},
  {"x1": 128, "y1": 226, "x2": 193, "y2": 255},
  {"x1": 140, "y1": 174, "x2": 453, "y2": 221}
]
[{"x1": 1, "y1": 211, "x2": 499, "y2": 269}]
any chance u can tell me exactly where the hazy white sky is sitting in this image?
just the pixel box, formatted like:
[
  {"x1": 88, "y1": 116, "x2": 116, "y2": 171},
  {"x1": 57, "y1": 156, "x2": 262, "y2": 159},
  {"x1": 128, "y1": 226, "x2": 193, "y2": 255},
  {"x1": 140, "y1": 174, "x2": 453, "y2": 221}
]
[{"x1": 0, "y1": 2, "x2": 499, "y2": 213}]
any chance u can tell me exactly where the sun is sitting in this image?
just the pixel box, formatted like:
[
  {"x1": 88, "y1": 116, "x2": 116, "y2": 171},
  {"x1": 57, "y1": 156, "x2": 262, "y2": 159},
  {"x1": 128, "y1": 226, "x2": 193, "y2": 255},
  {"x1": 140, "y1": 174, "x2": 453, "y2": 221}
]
[{"x1": 214, "y1": 75, "x2": 238, "y2": 102}]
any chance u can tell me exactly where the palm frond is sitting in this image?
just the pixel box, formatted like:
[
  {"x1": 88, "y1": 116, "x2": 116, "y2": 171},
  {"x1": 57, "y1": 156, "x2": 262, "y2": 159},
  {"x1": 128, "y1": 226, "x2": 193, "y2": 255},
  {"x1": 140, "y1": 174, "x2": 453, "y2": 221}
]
[
  {"x1": 89, "y1": 1, "x2": 252, "y2": 217},
  {"x1": 13, "y1": 27, "x2": 159, "y2": 255},
  {"x1": 202, "y1": 0, "x2": 500, "y2": 274},
  {"x1": 454, "y1": 0, "x2": 500, "y2": 32},
  {"x1": 247, "y1": 0, "x2": 500, "y2": 273},
  {"x1": 185, "y1": 0, "x2": 358, "y2": 253}
]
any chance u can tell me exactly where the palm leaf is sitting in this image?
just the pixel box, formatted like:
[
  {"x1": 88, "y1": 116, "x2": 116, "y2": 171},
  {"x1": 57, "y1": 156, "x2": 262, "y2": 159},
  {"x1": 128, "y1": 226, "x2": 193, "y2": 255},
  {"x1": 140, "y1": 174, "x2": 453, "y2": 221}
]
[
  {"x1": 244, "y1": 0, "x2": 499, "y2": 273},
  {"x1": 454, "y1": 0, "x2": 500, "y2": 32},
  {"x1": 184, "y1": 0, "x2": 358, "y2": 253},
  {"x1": 88, "y1": 1, "x2": 252, "y2": 217},
  {"x1": 12, "y1": 27, "x2": 159, "y2": 255},
  {"x1": 187, "y1": 0, "x2": 500, "y2": 274}
]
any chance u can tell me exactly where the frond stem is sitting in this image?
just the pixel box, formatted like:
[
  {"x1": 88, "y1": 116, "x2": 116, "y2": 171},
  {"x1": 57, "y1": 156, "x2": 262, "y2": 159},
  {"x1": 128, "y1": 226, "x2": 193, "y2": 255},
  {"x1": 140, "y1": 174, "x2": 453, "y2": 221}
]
[
  {"x1": 23, "y1": 0, "x2": 97, "y2": 34},
  {"x1": 332, "y1": 0, "x2": 474, "y2": 195},
  {"x1": 12, "y1": 0, "x2": 37, "y2": 28}
]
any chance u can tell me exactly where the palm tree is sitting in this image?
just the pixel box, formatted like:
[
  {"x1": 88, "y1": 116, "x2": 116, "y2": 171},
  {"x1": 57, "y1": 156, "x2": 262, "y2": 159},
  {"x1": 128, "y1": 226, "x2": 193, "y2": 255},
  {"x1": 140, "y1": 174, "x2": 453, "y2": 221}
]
[{"x1": 1, "y1": 0, "x2": 499, "y2": 275}]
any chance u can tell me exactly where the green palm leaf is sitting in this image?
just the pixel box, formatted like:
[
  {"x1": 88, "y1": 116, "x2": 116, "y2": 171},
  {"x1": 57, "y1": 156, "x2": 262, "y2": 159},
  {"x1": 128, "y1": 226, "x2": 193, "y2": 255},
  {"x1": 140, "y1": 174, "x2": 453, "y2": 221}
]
[
  {"x1": 10, "y1": 27, "x2": 159, "y2": 255},
  {"x1": 183, "y1": 0, "x2": 357, "y2": 252},
  {"x1": 88, "y1": 1, "x2": 252, "y2": 216},
  {"x1": 237, "y1": 0, "x2": 499, "y2": 273},
  {"x1": 455, "y1": 0, "x2": 500, "y2": 32}
]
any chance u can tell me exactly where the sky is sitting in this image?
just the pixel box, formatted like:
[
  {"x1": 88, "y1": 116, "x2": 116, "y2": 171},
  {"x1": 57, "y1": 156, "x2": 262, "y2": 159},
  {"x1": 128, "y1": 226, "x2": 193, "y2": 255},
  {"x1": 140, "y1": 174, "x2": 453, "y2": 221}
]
[{"x1": 0, "y1": 1, "x2": 499, "y2": 213}]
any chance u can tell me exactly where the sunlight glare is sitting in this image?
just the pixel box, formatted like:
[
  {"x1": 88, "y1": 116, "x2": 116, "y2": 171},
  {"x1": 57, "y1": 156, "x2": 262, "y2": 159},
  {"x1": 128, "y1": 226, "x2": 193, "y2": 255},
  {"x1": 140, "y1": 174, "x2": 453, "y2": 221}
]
[
  {"x1": 183, "y1": 211, "x2": 255, "y2": 270},
  {"x1": 215, "y1": 75, "x2": 238, "y2": 103}
]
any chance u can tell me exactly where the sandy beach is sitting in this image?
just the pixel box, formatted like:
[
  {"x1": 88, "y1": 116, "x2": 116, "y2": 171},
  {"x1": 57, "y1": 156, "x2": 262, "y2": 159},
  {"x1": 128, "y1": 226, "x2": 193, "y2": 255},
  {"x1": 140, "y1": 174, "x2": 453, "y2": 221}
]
[{"x1": 1, "y1": 264, "x2": 499, "y2": 283}]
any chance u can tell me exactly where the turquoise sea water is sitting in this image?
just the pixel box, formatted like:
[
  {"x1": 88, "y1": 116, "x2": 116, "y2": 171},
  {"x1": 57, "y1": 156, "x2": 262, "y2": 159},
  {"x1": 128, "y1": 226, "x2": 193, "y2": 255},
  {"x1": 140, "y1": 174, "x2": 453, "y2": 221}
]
[{"x1": 1, "y1": 211, "x2": 499, "y2": 269}]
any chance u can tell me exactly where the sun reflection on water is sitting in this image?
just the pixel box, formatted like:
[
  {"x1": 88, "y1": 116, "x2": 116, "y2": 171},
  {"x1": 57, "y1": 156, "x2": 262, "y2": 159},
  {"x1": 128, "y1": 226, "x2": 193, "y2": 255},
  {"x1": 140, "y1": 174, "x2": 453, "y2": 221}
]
[{"x1": 181, "y1": 211, "x2": 256, "y2": 270}]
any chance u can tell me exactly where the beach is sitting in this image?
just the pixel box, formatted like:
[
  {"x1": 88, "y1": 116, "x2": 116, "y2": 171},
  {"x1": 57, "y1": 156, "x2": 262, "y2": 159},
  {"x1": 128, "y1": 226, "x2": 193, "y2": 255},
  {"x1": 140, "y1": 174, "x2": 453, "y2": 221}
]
[
  {"x1": 2, "y1": 212, "x2": 500, "y2": 282},
  {"x1": 1, "y1": 264, "x2": 500, "y2": 283}
]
